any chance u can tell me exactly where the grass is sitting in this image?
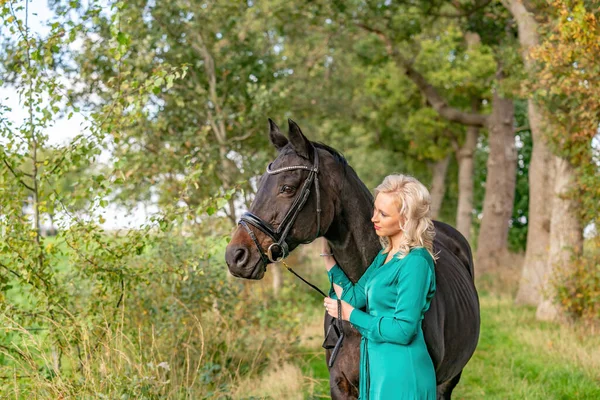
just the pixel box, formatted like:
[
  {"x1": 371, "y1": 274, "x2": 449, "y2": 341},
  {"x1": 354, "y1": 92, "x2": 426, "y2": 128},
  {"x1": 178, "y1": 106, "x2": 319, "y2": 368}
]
[
  {"x1": 292, "y1": 293, "x2": 600, "y2": 400},
  {"x1": 296, "y1": 348, "x2": 330, "y2": 399},
  {"x1": 454, "y1": 294, "x2": 599, "y2": 400}
]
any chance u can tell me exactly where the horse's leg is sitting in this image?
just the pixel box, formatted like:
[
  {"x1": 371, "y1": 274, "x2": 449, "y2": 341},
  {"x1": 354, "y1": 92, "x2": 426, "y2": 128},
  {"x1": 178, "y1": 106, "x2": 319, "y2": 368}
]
[
  {"x1": 326, "y1": 333, "x2": 360, "y2": 399},
  {"x1": 436, "y1": 370, "x2": 463, "y2": 400},
  {"x1": 328, "y1": 366, "x2": 358, "y2": 399}
]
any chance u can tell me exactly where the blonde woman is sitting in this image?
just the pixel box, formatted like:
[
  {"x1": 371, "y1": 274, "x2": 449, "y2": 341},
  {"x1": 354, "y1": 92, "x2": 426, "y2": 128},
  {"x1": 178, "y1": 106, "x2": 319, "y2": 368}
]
[{"x1": 322, "y1": 174, "x2": 437, "y2": 399}]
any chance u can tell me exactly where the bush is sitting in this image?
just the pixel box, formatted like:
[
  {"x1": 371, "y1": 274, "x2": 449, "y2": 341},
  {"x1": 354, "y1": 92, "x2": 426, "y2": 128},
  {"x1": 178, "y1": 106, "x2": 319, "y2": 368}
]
[
  {"x1": 0, "y1": 228, "x2": 320, "y2": 398},
  {"x1": 553, "y1": 239, "x2": 600, "y2": 324}
]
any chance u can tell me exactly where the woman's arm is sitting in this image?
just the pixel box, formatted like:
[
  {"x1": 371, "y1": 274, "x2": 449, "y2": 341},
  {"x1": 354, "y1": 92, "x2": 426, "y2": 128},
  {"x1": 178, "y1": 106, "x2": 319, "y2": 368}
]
[
  {"x1": 327, "y1": 262, "x2": 375, "y2": 310},
  {"x1": 322, "y1": 253, "x2": 343, "y2": 299},
  {"x1": 348, "y1": 256, "x2": 432, "y2": 345},
  {"x1": 321, "y1": 239, "x2": 375, "y2": 309}
]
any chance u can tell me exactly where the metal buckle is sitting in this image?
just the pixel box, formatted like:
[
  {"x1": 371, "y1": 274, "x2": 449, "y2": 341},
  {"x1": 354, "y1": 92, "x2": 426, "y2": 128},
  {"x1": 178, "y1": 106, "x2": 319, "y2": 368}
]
[{"x1": 267, "y1": 243, "x2": 286, "y2": 263}]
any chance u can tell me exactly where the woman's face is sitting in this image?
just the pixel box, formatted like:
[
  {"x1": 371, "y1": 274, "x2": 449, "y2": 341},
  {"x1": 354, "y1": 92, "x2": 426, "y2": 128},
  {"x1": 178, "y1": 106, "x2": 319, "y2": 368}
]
[{"x1": 371, "y1": 192, "x2": 404, "y2": 238}]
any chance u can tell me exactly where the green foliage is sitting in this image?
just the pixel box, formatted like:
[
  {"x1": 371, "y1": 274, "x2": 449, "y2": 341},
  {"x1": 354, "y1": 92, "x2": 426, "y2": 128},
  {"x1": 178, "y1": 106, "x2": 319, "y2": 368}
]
[
  {"x1": 65, "y1": 0, "x2": 286, "y2": 218},
  {"x1": 552, "y1": 239, "x2": 600, "y2": 324},
  {"x1": 415, "y1": 24, "x2": 496, "y2": 103},
  {"x1": 0, "y1": 228, "x2": 318, "y2": 398},
  {"x1": 532, "y1": 1, "x2": 600, "y2": 228},
  {"x1": 508, "y1": 100, "x2": 533, "y2": 252},
  {"x1": 0, "y1": 2, "x2": 217, "y2": 397}
]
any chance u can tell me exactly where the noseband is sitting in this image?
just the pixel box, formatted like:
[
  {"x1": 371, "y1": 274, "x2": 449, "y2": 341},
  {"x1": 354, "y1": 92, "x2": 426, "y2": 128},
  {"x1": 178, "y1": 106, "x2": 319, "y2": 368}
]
[{"x1": 238, "y1": 147, "x2": 321, "y2": 266}]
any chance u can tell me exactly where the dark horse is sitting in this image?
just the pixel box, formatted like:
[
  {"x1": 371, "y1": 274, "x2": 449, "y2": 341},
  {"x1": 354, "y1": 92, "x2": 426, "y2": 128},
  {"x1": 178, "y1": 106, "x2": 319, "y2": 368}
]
[{"x1": 225, "y1": 119, "x2": 480, "y2": 399}]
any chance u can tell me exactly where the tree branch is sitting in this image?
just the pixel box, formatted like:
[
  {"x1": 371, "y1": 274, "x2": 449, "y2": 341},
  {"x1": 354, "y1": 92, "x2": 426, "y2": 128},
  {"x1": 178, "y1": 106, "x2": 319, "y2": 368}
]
[
  {"x1": 431, "y1": 0, "x2": 494, "y2": 18},
  {"x1": 356, "y1": 23, "x2": 488, "y2": 128},
  {"x1": 2, "y1": 159, "x2": 35, "y2": 192},
  {"x1": 0, "y1": 261, "x2": 22, "y2": 279},
  {"x1": 187, "y1": 28, "x2": 228, "y2": 144},
  {"x1": 229, "y1": 129, "x2": 255, "y2": 142},
  {"x1": 514, "y1": 125, "x2": 530, "y2": 133}
]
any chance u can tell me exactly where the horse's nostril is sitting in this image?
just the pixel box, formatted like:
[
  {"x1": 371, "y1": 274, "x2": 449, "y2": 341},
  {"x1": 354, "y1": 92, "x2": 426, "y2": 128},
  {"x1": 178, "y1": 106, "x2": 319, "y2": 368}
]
[{"x1": 233, "y1": 248, "x2": 248, "y2": 266}]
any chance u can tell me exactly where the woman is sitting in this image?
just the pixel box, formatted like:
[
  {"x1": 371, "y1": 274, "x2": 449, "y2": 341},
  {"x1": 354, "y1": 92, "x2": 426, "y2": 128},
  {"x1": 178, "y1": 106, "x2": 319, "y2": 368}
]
[{"x1": 322, "y1": 174, "x2": 437, "y2": 400}]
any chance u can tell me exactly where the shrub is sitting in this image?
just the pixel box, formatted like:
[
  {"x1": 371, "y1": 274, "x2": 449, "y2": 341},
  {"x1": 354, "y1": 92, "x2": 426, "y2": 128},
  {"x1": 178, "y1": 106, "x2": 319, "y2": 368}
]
[
  {"x1": 0, "y1": 229, "x2": 320, "y2": 398},
  {"x1": 553, "y1": 239, "x2": 600, "y2": 324}
]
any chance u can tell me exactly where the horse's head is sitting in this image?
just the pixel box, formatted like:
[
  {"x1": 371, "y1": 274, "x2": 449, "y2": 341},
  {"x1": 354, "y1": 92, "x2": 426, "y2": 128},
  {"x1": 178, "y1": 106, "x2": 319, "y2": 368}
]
[{"x1": 225, "y1": 119, "x2": 342, "y2": 279}]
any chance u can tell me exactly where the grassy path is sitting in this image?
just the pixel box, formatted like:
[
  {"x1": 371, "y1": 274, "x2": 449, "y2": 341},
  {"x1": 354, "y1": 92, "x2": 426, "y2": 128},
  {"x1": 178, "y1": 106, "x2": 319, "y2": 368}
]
[{"x1": 294, "y1": 295, "x2": 600, "y2": 399}]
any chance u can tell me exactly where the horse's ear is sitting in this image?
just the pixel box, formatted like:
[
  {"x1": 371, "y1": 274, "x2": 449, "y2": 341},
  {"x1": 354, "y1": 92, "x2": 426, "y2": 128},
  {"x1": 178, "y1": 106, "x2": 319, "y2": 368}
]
[
  {"x1": 269, "y1": 118, "x2": 288, "y2": 151},
  {"x1": 288, "y1": 118, "x2": 313, "y2": 160}
]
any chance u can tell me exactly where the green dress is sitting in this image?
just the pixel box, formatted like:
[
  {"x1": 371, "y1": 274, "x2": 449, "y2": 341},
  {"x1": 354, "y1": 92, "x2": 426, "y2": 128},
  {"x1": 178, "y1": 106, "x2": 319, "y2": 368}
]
[{"x1": 328, "y1": 247, "x2": 436, "y2": 400}]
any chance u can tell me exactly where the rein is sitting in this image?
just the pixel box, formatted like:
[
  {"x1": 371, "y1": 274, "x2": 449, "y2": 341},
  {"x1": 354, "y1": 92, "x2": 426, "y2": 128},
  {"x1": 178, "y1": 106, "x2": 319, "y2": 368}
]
[{"x1": 282, "y1": 260, "x2": 344, "y2": 369}]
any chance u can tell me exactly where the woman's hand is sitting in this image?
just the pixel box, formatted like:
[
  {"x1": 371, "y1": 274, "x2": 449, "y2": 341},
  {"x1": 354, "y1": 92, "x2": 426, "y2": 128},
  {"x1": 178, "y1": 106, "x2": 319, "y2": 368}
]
[
  {"x1": 321, "y1": 238, "x2": 336, "y2": 271},
  {"x1": 324, "y1": 297, "x2": 354, "y2": 321}
]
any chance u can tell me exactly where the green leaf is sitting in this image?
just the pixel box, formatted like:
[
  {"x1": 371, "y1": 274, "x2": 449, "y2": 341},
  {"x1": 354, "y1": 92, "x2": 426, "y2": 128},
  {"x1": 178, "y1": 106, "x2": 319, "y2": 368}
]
[{"x1": 116, "y1": 31, "x2": 129, "y2": 46}]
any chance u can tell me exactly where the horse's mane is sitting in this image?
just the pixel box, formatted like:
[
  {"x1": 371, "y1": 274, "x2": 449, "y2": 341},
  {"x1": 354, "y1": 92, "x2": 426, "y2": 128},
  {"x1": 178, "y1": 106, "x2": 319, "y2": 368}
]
[{"x1": 313, "y1": 142, "x2": 348, "y2": 166}]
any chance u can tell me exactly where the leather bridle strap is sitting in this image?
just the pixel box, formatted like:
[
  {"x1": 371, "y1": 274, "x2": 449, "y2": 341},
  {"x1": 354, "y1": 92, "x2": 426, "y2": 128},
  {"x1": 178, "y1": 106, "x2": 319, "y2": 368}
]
[
  {"x1": 282, "y1": 261, "x2": 328, "y2": 297},
  {"x1": 239, "y1": 220, "x2": 270, "y2": 267},
  {"x1": 283, "y1": 259, "x2": 344, "y2": 368},
  {"x1": 327, "y1": 299, "x2": 344, "y2": 368},
  {"x1": 238, "y1": 147, "x2": 321, "y2": 264},
  {"x1": 267, "y1": 147, "x2": 321, "y2": 240}
]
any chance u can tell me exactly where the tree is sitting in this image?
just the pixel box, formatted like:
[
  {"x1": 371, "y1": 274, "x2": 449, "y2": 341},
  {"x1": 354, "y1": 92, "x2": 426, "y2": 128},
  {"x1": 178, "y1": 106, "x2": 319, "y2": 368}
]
[
  {"x1": 65, "y1": 1, "x2": 288, "y2": 226},
  {"x1": 348, "y1": 2, "x2": 520, "y2": 272},
  {"x1": 503, "y1": 0, "x2": 556, "y2": 306},
  {"x1": 528, "y1": 0, "x2": 598, "y2": 320},
  {"x1": 501, "y1": 0, "x2": 599, "y2": 320}
]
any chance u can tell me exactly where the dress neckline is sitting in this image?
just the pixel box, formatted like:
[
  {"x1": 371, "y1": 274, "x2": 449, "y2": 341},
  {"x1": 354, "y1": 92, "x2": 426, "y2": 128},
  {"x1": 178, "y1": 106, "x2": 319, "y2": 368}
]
[{"x1": 379, "y1": 247, "x2": 426, "y2": 267}]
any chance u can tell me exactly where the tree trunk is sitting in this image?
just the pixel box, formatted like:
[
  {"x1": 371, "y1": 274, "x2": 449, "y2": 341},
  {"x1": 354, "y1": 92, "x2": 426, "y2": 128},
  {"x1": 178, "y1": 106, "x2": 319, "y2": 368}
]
[
  {"x1": 475, "y1": 68, "x2": 517, "y2": 274},
  {"x1": 429, "y1": 154, "x2": 451, "y2": 220},
  {"x1": 515, "y1": 100, "x2": 554, "y2": 305},
  {"x1": 503, "y1": 0, "x2": 559, "y2": 306},
  {"x1": 536, "y1": 157, "x2": 583, "y2": 321},
  {"x1": 455, "y1": 125, "x2": 478, "y2": 242}
]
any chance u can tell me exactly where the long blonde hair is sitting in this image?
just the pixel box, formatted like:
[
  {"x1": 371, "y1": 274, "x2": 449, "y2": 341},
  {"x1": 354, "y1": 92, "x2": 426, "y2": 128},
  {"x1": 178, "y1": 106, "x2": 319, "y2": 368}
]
[{"x1": 374, "y1": 174, "x2": 438, "y2": 261}]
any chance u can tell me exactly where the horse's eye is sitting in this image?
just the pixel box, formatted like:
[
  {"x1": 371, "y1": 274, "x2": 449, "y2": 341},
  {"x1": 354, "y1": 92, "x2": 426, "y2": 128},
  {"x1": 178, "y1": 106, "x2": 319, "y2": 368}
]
[{"x1": 280, "y1": 185, "x2": 295, "y2": 194}]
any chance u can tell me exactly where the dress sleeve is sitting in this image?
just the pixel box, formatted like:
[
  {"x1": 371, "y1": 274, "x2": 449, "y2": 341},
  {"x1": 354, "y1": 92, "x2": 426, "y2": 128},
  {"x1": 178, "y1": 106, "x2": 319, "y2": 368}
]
[
  {"x1": 348, "y1": 255, "x2": 432, "y2": 345},
  {"x1": 327, "y1": 261, "x2": 375, "y2": 310}
]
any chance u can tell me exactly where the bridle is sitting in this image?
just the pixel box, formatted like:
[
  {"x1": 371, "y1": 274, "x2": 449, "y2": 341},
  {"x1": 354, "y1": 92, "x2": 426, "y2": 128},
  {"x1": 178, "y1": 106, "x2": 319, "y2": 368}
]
[
  {"x1": 237, "y1": 147, "x2": 346, "y2": 368},
  {"x1": 238, "y1": 147, "x2": 321, "y2": 266}
]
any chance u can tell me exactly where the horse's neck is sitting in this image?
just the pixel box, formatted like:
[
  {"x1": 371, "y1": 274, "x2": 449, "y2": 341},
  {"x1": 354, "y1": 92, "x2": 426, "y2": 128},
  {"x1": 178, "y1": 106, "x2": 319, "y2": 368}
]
[{"x1": 325, "y1": 169, "x2": 381, "y2": 283}]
